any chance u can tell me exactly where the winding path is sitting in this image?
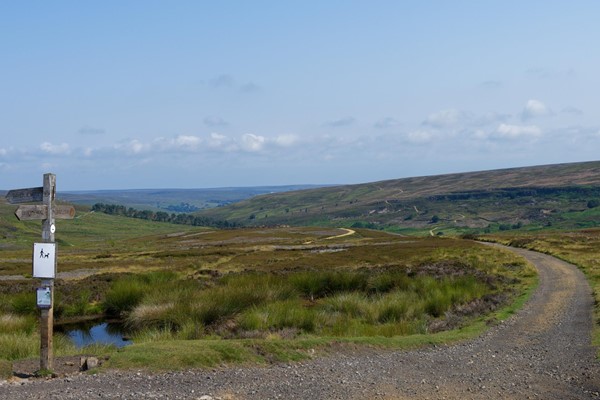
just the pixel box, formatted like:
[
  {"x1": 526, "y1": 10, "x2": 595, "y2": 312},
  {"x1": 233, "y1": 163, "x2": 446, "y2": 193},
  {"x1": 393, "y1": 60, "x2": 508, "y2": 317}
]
[{"x1": 2, "y1": 245, "x2": 599, "y2": 399}]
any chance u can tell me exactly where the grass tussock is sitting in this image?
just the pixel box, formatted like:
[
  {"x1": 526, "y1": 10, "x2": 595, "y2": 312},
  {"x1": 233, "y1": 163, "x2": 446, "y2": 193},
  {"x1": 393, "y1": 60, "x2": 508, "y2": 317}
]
[
  {"x1": 115, "y1": 267, "x2": 501, "y2": 340},
  {"x1": 0, "y1": 314, "x2": 37, "y2": 334},
  {"x1": 0, "y1": 359, "x2": 12, "y2": 379}
]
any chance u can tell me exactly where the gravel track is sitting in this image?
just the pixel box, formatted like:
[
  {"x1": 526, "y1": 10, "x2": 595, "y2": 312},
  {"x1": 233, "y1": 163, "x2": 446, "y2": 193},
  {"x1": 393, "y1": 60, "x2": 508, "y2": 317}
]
[{"x1": 2, "y1": 245, "x2": 599, "y2": 399}]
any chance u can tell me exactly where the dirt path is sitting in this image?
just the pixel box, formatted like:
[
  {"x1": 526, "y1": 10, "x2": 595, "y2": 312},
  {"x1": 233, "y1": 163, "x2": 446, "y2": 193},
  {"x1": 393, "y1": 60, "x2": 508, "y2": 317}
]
[
  {"x1": 2, "y1": 245, "x2": 599, "y2": 399},
  {"x1": 324, "y1": 228, "x2": 355, "y2": 240}
]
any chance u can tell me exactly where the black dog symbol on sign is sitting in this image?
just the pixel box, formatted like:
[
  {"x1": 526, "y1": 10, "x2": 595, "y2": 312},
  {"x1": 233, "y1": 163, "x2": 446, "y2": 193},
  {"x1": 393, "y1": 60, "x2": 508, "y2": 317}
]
[{"x1": 39, "y1": 249, "x2": 50, "y2": 259}]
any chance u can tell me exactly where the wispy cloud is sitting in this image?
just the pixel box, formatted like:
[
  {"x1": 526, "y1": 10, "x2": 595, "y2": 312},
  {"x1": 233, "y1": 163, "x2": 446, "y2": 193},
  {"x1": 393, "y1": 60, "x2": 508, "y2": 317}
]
[
  {"x1": 374, "y1": 117, "x2": 400, "y2": 129},
  {"x1": 324, "y1": 117, "x2": 356, "y2": 128},
  {"x1": 78, "y1": 126, "x2": 106, "y2": 135},
  {"x1": 423, "y1": 109, "x2": 468, "y2": 129},
  {"x1": 204, "y1": 116, "x2": 229, "y2": 128},
  {"x1": 405, "y1": 130, "x2": 434, "y2": 144},
  {"x1": 561, "y1": 106, "x2": 583, "y2": 116},
  {"x1": 480, "y1": 80, "x2": 502, "y2": 89},
  {"x1": 239, "y1": 82, "x2": 260, "y2": 94},
  {"x1": 208, "y1": 74, "x2": 235, "y2": 88},
  {"x1": 40, "y1": 142, "x2": 71, "y2": 155},
  {"x1": 208, "y1": 74, "x2": 261, "y2": 94},
  {"x1": 525, "y1": 67, "x2": 576, "y2": 79}
]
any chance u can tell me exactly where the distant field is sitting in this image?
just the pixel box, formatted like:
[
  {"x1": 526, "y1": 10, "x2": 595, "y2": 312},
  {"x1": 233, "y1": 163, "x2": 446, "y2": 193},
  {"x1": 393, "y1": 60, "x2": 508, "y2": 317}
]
[
  {"x1": 197, "y1": 160, "x2": 600, "y2": 234},
  {"x1": 59, "y1": 185, "x2": 330, "y2": 212}
]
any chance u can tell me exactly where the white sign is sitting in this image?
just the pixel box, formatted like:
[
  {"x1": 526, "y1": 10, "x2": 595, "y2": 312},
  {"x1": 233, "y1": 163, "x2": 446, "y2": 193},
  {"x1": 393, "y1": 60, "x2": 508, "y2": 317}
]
[
  {"x1": 36, "y1": 287, "x2": 52, "y2": 308},
  {"x1": 33, "y1": 243, "x2": 56, "y2": 278}
]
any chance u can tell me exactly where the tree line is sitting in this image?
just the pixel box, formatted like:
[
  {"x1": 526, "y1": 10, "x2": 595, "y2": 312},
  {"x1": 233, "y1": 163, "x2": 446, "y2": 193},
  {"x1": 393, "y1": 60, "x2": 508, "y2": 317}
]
[{"x1": 91, "y1": 203, "x2": 239, "y2": 229}]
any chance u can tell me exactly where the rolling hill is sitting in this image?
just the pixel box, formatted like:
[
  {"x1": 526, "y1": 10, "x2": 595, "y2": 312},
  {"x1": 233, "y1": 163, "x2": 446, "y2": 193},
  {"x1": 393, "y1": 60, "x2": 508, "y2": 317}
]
[{"x1": 196, "y1": 161, "x2": 600, "y2": 234}]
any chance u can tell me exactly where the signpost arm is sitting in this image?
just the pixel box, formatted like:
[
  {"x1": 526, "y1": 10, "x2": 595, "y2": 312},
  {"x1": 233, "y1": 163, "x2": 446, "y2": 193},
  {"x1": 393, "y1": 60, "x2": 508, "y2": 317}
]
[{"x1": 40, "y1": 173, "x2": 56, "y2": 371}]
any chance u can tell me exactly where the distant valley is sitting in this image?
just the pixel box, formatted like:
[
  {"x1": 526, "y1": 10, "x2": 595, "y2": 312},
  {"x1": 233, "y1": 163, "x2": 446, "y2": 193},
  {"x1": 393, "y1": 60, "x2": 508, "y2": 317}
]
[{"x1": 13, "y1": 160, "x2": 600, "y2": 236}]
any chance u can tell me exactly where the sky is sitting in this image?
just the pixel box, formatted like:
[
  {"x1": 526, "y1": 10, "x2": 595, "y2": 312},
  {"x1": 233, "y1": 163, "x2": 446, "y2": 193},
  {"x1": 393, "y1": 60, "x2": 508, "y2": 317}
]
[{"x1": 1, "y1": 1, "x2": 599, "y2": 190}]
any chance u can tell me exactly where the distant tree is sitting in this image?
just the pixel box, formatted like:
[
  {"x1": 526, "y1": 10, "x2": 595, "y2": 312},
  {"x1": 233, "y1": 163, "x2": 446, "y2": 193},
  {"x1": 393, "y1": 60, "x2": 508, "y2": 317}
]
[
  {"x1": 430, "y1": 215, "x2": 440, "y2": 223},
  {"x1": 91, "y1": 203, "x2": 238, "y2": 229},
  {"x1": 587, "y1": 199, "x2": 600, "y2": 209}
]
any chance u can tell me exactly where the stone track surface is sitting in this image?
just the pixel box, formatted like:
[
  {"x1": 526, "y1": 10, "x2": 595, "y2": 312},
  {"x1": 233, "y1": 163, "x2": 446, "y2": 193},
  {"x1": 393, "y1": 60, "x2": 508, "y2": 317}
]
[{"x1": 2, "y1": 245, "x2": 599, "y2": 399}]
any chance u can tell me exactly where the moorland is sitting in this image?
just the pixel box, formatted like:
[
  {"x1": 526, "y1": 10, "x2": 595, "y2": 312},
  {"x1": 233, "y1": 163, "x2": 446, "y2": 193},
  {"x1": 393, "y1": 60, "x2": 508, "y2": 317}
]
[{"x1": 1, "y1": 160, "x2": 599, "y2": 381}]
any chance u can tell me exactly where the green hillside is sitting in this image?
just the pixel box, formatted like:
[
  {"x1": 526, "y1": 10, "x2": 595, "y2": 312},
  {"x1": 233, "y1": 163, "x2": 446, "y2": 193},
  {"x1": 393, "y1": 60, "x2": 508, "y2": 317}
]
[{"x1": 197, "y1": 161, "x2": 600, "y2": 234}]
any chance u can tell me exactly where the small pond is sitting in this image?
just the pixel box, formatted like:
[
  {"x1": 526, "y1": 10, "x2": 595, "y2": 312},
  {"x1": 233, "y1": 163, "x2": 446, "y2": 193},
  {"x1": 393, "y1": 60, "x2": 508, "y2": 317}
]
[{"x1": 57, "y1": 319, "x2": 132, "y2": 348}]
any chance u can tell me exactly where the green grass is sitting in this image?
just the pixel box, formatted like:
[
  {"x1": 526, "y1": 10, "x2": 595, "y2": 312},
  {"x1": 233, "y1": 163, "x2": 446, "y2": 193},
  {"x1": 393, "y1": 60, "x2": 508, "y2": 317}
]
[
  {"x1": 107, "y1": 262, "x2": 522, "y2": 343},
  {"x1": 106, "y1": 295, "x2": 533, "y2": 372},
  {"x1": 104, "y1": 258, "x2": 539, "y2": 372}
]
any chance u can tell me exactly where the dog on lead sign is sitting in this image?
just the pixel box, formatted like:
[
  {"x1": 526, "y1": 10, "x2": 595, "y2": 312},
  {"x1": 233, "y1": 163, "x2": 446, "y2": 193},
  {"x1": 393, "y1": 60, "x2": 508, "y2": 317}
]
[{"x1": 33, "y1": 243, "x2": 56, "y2": 278}]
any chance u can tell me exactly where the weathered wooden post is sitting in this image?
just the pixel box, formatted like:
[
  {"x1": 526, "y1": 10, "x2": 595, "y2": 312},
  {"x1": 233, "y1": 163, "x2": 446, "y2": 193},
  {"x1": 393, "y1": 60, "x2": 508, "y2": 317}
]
[
  {"x1": 6, "y1": 173, "x2": 75, "y2": 372},
  {"x1": 40, "y1": 173, "x2": 55, "y2": 371}
]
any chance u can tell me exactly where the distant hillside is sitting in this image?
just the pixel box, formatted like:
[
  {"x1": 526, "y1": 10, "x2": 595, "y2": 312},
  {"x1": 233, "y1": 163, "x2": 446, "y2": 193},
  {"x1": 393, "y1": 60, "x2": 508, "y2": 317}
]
[
  {"x1": 59, "y1": 185, "x2": 329, "y2": 212},
  {"x1": 197, "y1": 161, "x2": 600, "y2": 234}
]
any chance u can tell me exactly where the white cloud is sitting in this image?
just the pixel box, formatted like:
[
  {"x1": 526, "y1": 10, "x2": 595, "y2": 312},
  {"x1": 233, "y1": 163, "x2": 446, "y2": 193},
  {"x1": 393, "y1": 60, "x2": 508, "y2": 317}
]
[
  {"x1": 241, "y1": 133, "x2": 266, "y2": 152},
  {"x1": 0, "y1": 148, "x2": 7, "y2": 156},
  {"x1": 274, "y1": 134, "x2": 299, "y2": 147},
  {"x1": 521, "y1": 99, "x2": 552, "y2": 120},
  {"x1": 172, "y1": 135, "x2": 201, "y2": 148},
  {"x1": 207, "y1": 133, "x2": 231, "y2": 149},
  {"x1": 114, "y1": 139, "x2": 150, "y2": 155},
  {"x1": 40, "y1": 142, "x2": 70, "y2": 155},
  {"x1": 495, "y1": 123, "x2": 542, "y2": 139}
]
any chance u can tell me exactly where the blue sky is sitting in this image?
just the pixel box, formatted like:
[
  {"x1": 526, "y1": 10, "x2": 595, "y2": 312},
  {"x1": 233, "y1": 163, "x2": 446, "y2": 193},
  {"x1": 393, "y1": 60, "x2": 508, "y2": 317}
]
[{"x1": 1, "y1": 1, "x2": 599, "y2": 190}]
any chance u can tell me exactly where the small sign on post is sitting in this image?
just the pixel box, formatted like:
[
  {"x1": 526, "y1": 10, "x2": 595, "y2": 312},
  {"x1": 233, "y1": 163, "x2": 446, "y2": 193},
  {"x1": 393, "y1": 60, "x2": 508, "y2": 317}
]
[
  {"x1": 36, "y1": 287, "x2": 52, "y2": 309},
  {"x1": 33, "y1": 243, "x2": 57, "y2": 279}
]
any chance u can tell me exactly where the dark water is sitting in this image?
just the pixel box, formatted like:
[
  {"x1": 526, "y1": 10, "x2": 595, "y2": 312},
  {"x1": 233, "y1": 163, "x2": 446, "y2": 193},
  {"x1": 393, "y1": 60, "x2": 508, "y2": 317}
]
[{"x1": 57, "y1": 320, "x2": 132, "y2": 348}]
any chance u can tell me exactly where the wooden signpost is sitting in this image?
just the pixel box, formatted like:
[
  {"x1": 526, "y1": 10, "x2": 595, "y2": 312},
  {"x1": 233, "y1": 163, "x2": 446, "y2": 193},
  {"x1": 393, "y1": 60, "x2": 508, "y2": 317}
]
[{"x1": 6, "y1": 174, "x2": 75, "y2": 371}]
